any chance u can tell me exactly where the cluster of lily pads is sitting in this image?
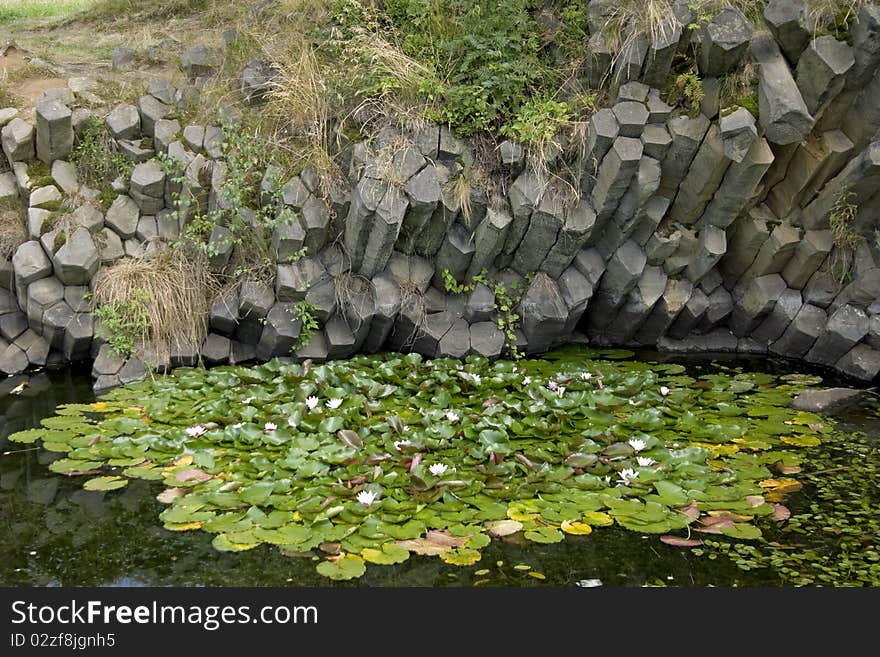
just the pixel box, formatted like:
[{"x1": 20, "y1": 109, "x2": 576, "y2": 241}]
[{"x1": 10, "y1": 347, "x2": 832, "y2": 580}]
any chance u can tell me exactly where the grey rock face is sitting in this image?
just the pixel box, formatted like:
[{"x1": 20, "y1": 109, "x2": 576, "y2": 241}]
[
  {"x1": 719, "y1": 107, "x2": 758, "y2": 163},
  {"x1": 612, "y1": 101, "x2": 649, "y2": 138},
  {"x1": 752, "y1": 287, "x2": 802, "y2": 344},
  {"x1": 591, "y1": 137, "x2": 643, "y2": 222},
  {"x1": 805, "y1": 304, "x2": 869, "y2": 366},
  {"x1": 240, "y1": 59, "x2": 277, "y2": 105},
  {"x1": 519, "y1": 273, "x2": 568, "y2": 354},
  {"x1": 764, "y1": 0, "x2": 810, "y2": 62},
  {"x1": 35, "y1": 100, "x2": 73, "y2": 163},
  {"x1": 540, "y1": 199, "x2": 596, "y2": 279},
  {"x1": 106, "y1": 104, "x2": 140, "y2": 141},
  {"x1": 95, "y1": 227, "x2": 124, "y2": 264},
  {"x1": 111, "y1": 46, "x2": 136, "y2": 71},
  {"x1": 2, "y1": 118, "x2": 35, "y2": 164},
  {"x1": 256, "y1": 302, "x2": 301, "y2": 360},
  {"x1": 791, "y1": 387, "x2": 863, "y2": 412},
  {"x1": 729, "y1": 273, "x2": 787, "y2": 336},
  {"x1": 512, "y1": 187, "x2": 564, "y2": 276},
  {"x1": 698, "y1": 137, "x2": 774, "y2": 229},
  {"x1": 12, "y1": 241, "x2": 52, "y2": 288},
  {"x1": 796, "y1": 36, "x2": 854, "y2": 118},
  {"x1": 658, "y1": 114, "x2": 710, "y2": 198},
  {"x1": 469, "y1": 321, "x2": 505, "y2": 359},
  {"x1": 239, "y1": 280, "x2": 276, "y2": 319},
  {"x1": 836, "y1": 344, "x2": 880, "y2": 381},
  {"x1": 770, "y1": 303, "x2": 826, "y2": 357},
  {"x1": 634, "y1": 278, "x2": 693, "y2": 345},
  {"x1": 700, "y1": 7, "x2": 754, "y2": 76},
  {"x1": 104, "y1": 195, "x2": 140, "y2": 239},
  {"x1": 52, "y1": 227, "x2": 99, "y2": 285},
  {"x1": 782, "y1": 230, "x2": 833, "y2": 288},
  {"x1": 753, "y1": 33, "x2": 815, "y2": 145},
  {"x1": 848, "y1": 5, "x2": 880, "y2": 89},
  {"x1": 669, "y1": 124, "x2": 730, "y2": 224},
  {"x1": 642, "y1": 20, "x2": 682, "y2": 88},
  {"x1": 180, "y1": 44, "x2": 222, "y2": 79},
  {"x1": 201, "y1": 333, "x2": 231, "y2": 366},
  {"x1": 438, "y1": 318, "x2": 470, "y2": 358}
]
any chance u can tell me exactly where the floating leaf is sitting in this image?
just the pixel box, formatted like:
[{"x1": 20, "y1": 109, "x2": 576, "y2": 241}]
[
  {"x1": 581, "y1": 511, "x2": 614, "y2": 526},
  {"x1": 485, "y1": 520, "x2": 523, "y2": 536},
  {"x1": 175, "y1": 468, "x2": 213, "y2": 484},
  {"x1": 361, "y1": 542, "x2": 410, "y2": 565},
  {"x1": 560, "y1": 520, "x2": 593, "y2": 535},
  {"x1": 660, "y1": 535, "x2": 703, "y2": 547},
  {"x1": 316, "y1": 554, "x2": 366, "y2": 580},
  {"x1": 157, "y1": 487, "x2": 185, "y2": 503},
  {"x1": 771, "y1": 503, "x2": 791, "y2": 521},
  {"x1": 337, "y1": 429, "x2": 363, "y2": 450},
  {"x1": 441, "y1": 548, "x2": 482, "y2": 566},
  {"x1": 781, "y1": 434, "x2": 821, "y2": 447},
  {"x1": 527, "y1": 572, "x2": 546, "y2": 580},
  {"x1": 83, "y1": 476, "x2": 128, "y2": 491},
  {"x1": 524, "y1": 526, "x2": 564, "y2": 544}
]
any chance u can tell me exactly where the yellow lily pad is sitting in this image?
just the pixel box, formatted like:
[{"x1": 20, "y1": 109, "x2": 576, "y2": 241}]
[
  {"x1": 582, "y1": 511, "x2": 614, "y2": 526},
  {"x1": 560, "y1": 520, "x2": 593, "y2": 535},
  {"x1": 781, "y1": 434, "x2": 821, "y2": 447}
]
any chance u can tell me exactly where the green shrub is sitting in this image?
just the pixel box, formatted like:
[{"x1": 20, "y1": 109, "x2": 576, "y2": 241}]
[
  {"x1": 94, "y1": 289, "x2": 151, "y2": 359},
  {"x1": 70, "y1": 117, "x2": 133, "y2": 188}
]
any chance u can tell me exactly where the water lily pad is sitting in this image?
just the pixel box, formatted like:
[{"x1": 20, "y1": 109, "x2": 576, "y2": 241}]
[
  {"x1": 83, "y1": 476, "x2": 128, "y2": 491},
  {"x1": 660, "y1": 535, "x2": 703, "y2": 547},
  {"x1": 485, "y1": 519, "x2": 523, "y2": 536},
  {"x1": 560, "y1": 520, "x2": 592, "y2": 535},
  {"x1": 440, "y1": 548, "x2": 482, "y2": 566},
  {"x1": 361, "y1": 542, "x2": 410, "y2": 565},
  {"x1": 316, "y1": 554, "x2": 366, "y2": 580},
  {"x1": 581, "y1": 511, "x2": 613, "y2": 526},
  {"x1": 524, "y1": 526, "x2": 564, "y2": 544},
  {"x1": 780, "y1": 434, "x2": 821, "y2": 447}
]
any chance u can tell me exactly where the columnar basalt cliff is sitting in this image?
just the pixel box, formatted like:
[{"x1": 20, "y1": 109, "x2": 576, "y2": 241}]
[{"x1": 2, "y1": 1, "x2": 880, "y2": 390}]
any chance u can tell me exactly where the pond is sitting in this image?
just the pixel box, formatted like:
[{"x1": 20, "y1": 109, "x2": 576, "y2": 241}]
[{"x1": 1, "y1": 348, "x2": 877, "y2": 587}]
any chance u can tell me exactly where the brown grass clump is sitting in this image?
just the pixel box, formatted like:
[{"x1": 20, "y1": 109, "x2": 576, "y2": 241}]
[
  {"x1": 0, "y1": 209, "x2": 26, "y2": 259},
  {"x1": 91, "y1": 246, "x2": 218, "y2": 359}
]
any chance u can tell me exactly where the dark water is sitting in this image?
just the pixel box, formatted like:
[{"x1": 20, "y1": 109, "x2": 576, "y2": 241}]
[{"x1": 0, "y1": 355, "x2": 876, "y2": 587}]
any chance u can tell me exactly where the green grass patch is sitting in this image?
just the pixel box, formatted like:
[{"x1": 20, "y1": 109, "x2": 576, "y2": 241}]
[{"x1": 0, "y1": 0, "x2": 99, "y2": 24}]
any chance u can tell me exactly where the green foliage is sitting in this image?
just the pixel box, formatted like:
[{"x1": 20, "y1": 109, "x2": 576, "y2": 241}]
[
  {"x1": 500, "y1": 96, "x2": 571, "y2": 145},
  {"x1": 666, "y1": 71, "x2": 705, "y2": 116},
  {"x1": 69, "y1": 117, "x2": 133, "y2": 189},
  {"x1": 165, "y1": 119, "x2": 297, "y2": 286},
  {"x1": 441, "y1": 268, "x2": 478, "y2": 295},
  {"x1": 93, "y1": 289, "x2": 151, "y2": 359},
  {"x1": 337, "y1": 0, "x2": 556, "y2": 138},
  {"x1": 292, "y1": 301, "x2": 320, "y2": 349}
]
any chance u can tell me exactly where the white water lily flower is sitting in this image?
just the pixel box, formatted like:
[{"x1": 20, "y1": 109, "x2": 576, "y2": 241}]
[
  {"x1": 522, "y1": 376, "x2": 532, "y2": 385},
  {"x1": 660, "y1": 386, "x2": 670, "y2": 396},
  {"x1": 556, "y1": 386, "x2": 566, "y2": 397},
  {"x1": 637, "y1": 456, "x2": 656, "y2": 467},
  {"x1": 580, "y1": 372, "x2": 592, "y2": 381},
  {"x1": 287, "y1": 416, "x2": 297, "y2": 427},
  {"x1": 185, "y1": 425, "x2": 207, "y2": 438},
  {"x1": 326, "y1": 398, "x2": 343, "y2": 409},
  {"x1": 617, "y1": 468, "x2": 639, "y2": 486},
  {"x1": 429, "y1": 463, "x2": 448, "y2": 476},
  {"x1": 305, "y1": 396, "x2": 319, "y2": 411},
  {"x1": 445, "y1": 411, "x2": 459, "y2": 423},
  {"x1": 628, "y1": 438, "x2": 647, "y2": 452},
  {"x1": 356, "y1": 490, "x2": 377, "y2": 507},
  {"x1": 264, "y1": 422, "x2": 277, "y2": 432},
  {"x1": 393, "y1": 440, "x2": 412, "y2": 451},
  {"x1": 231, "y1": 423, "x2": 243, "y2": 430},
  {"x1": 470, "y1": 373, "x2": 482, "y2": 385},
  {"x1": 547, "y1": 380, "x2": 559, "y2": 391}
]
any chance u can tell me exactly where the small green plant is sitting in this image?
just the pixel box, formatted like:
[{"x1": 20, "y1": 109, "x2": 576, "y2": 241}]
[
  {"x1": 671, "y1": 71, "x2": 705, "y2": 115},
  {"x1": 829, "y1": 187, "x2": 863, "y2": 283},
  {"x1": 500, "y1": 96, "x2": 571, "y2": 145},
  {"x1": 441, "y1": 268, "x2": 479, "y2": 295},
  {"x1": 292, "y1": 301, "x2": 320, "y2": 349},
  {"x1": 93, "y1": 289, "x2": 151, "y2": 359},
  {"x1": 70, "y1": 117, "x2": 134, "y2": 188}
]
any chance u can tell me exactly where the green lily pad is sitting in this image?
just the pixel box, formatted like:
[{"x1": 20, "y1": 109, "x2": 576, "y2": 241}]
[{"x1": 316, "y1": 554, "x2": 367, "y2": 580}]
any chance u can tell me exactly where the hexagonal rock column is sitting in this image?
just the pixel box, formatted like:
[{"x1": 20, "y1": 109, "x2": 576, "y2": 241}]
[
  {"x1": 255, "y1": 302, "x2": 301, "y2": 360},
  {"x1": 26, "y1": 276, "x2": 63, "y2": 331},
  {"x1": 501, "y1": 171, "x2": 543, "y2": 260},
  {"x1": 35, "y1": 100, "x2": 73, "y2": 163},
  {"x1": 697, "y1": 137, "x2": 775, "y2": 230},
  {"x1": 729, "y1": 274, "x2": 788, "y2": 337},
  {"x1": 106, "y1": 103, "x2": 140, "y2": 140},
  {"x1": 438, "y1": 317, "x2": 470, "y2": 358},
  {"x1": 739, "y1": 222, "x2": 801, "y2": 282},
  {"x1": 540, "y1": 198, "x2": 596, "y2": 279},
  {"x1": 51, "y1": 227, "x2": 100, "y2": 285},
  {"x1": 751, "y1": 287, "x2": 803, "y2": 344},
  {"x1": 836, "y1": 344, "x2": 880, "y2": 381},
  {"x1": 685, "y1": 226, "x2": 726, "y2": 283},
  {"x1": 586, "y1": 240, "x2": 646, "y2": 334},
  {"x1": 796, "y1": 36, "x2": 854, "y2": 120},
  {"x1": 344, "y1": 176, "x2": 387, "y2": 272},
  {"x1": 180, "y1": 44, "x2": 222, "y2": 80},
  {"x1": 466, "y1": 207, "x2": 512, "y2": 280},
  {"x1": 512, "y1": 186, "x2": 564, "y2": 276},
  {"x1": 847, "y1": 5, "x2": 880, "y2": 90},
  {"x1": 590, "y1": 137, "x2": 643, "y2": 225},
  {"x1": 12, "y1": 241, "x2": 52, "y2": 305},
  {"x1": 362, "y1": 273, "x2": 400, "y2": 353},
  {"x1": 2, "y1": 118, "x2": 35, "y2": 165},
  {"x1": 580, "y1": 108, "x2": 619, "y2": 195},
  {"x1": 769, "y1": 303, "x2": 826, "y2": 358},
  {"x1": 667, "y1": 288, "x2": 710, "y2": 339},
  {"x1": 668, "y1": 124, "x2": 730, "y2": 225},
  {"x1": 781, "y1": 230, "x2": 833, "y2": 289},
  {"x1": 804, "y1": 304, "x2": 869, "y2": 367},
  {"x1": 658, "y1": 113, "x2": 710, "y2": 199},
  {"x1": 752, "y1": 33, "x2": 815, "y2": 145},
  {"x1": 764, "y1": 0, "x2": 810, "y2": 63},
  {"x1": 469, "y1": 321, "x2": 506, "y2": 359},
  {"x1": 557, "y1": 265, "x2": 594, "y2": 335},
  {"x1": 601, "y1": 266, "x2": 668, "y2": 345},
  {"x1": 434, "y1": 223, "x2": 475, "y2": 285},
  {"x1": 201, "y1": 333, "x2": 232, "y2": 366},
  {"x1": 642, "y1": 19, "x2": 682, "y2": 88},
  {"x1": 398, "y1": 164, "x2": 441, "y2": 251},
  {"x1": 519, "y1": 273, "x2": 568, "y2": 354},
  {"x1": 699, "y1": 7, "x2": 753, "y2": 77},
  {"x1": 633, "y1": 278, "x2": 693, "y2": 345}
]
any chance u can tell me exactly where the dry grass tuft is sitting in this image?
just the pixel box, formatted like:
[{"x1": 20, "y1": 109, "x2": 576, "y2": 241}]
[
  {"x1": 91, "y1": 247, "x2": 217, "y2": 359},
  {"x1": 0, "y1": 209, "x2": 26, "y2": 259}
]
